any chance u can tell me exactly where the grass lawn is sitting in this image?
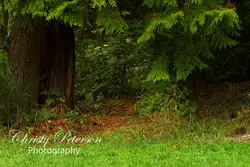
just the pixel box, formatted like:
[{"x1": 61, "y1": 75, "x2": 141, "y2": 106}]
[
  {"x1": 1, "y1": 138, "x2": 250, "y2": 167},
  {"x1": 1, "y1": 113, "x2": 250, "y2": 167}
]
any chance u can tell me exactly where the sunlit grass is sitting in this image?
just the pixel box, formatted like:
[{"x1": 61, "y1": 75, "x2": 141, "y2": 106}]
[{"x1": 1, "y1": 137, "x2": 250, "y2": 167}]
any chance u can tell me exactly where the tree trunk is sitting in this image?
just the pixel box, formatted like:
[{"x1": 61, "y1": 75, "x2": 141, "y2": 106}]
[
  {"x1": 40, "y1": 21, "x2": 75, "y2": 108},
  {"x1": 9, "y1": 17, "x2": 46, "y2": 103},
  {"x1": 9, "y1": 18, "x2": 75, "y2": 108}
]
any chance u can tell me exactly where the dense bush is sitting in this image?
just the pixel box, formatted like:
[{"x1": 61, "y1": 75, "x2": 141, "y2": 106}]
[
  {"x1": 136, "y1": 81, "x2": 197, "y2": 116},
  {"x1": 75, "y1": 35, "x2": 150, "y2": 100}
]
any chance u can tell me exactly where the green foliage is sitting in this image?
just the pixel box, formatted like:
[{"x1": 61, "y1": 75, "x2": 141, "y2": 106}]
[
  {"x1": 91, "y1": 0, "x2": 117, "y2": 8},
  {"x1": 40, "y1": 88, "x2": 65, "y2": 106},
  {"x1": 200, "y1": 1, "x2": 250, "y2": 82},
  {"x1": 3, "y1": 0, "x2": 128, "y2": 33},
  {"x1": 65, "y1": 110, "x2": 84, "y2": 123},
  {"x1": 146, "y1": 57, "x2": 170, "y2": 82},
  {"x1": 33, "y1": 108, "x2": 57, "y2": 123},
  {"x1": 76, "y1": 35, "x2": 150, "y2": 100},
  {"x1": 5, "y1": 0, "x2": 86, "y2": 26},
  {"x1": 0, "y1": 51, "x2": 28, "y2": 126},
  {"x1": 133, "y1": 1, "x2": 241, "y2": 115},
  {"x1": 136, "y1": 81, "x2": 197, "y2": 116},
  {"x1": 138, "y1": 1, "x2": 240, "y2": 82},
  {"x1": 0, "y1": 50, "x2": 9, "y2": 75},
  {"x1": 143, "y1": 0, "x2": 178, "y2": 8},
  {"x1": 96, "y1": 7, "x2": 128, "y2": 34}
]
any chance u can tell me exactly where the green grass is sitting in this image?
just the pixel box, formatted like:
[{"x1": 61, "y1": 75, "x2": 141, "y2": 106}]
[
  {"x1": 1, "y1": 138, "x2": 250, "y2": 167},
  {"x1": 1, "y1": 114, "x2": 250, "y2": 167}
]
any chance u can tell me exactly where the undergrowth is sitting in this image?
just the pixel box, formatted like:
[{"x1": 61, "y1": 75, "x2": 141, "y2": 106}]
[{"x1": 0, "y1": 51, "x2": 28, "y2": 126}]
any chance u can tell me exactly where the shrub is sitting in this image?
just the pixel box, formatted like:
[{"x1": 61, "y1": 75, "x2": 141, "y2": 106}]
[
  {"x1": 75, "y1": 36, "x2": 150, "y2": 100},
  {"x1": 136, "y1": 81, "x2": 197, "y2": 116}
]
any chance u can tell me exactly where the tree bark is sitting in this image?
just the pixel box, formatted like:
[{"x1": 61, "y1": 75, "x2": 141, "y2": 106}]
[
  {"x1": 40, "y1": 21, "x2": 75, "y2": 108},
  {"x1": 9, "y1": 18, "x2": 75, "y2": 108},
  {"x1": 9, "y1": 17, "x2": 46, "y2": 103}
]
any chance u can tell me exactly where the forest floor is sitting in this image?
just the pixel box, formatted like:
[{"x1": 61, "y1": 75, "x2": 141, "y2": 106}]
[
  {"x1": 28, "y1": 82, "x2": 250, "y2": 138},
  {"x1": 1, "y1": 82, "x2": 250, "y2": 166}
]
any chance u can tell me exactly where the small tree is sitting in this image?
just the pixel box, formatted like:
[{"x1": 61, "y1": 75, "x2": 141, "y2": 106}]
[{"x1": 136, "y1": 0, "x2": 241, "y2": 115}]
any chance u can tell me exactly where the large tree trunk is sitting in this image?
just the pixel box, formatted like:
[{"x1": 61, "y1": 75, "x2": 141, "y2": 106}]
[
  {"x1": 9, "y1": 17, "x2": 46, "y2": 103},
  {"x1": 40, "y1": 21, "x2": 75, "y2": 108},
  {"x1": 9, "y1": 18, "x2": 75, "y2": 108}
]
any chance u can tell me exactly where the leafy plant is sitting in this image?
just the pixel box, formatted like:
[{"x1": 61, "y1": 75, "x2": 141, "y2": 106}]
[
  {"x1": 40, "y1": 88, "x2": 65, "y2": 106},
  {"x1": 65, "y1": 110, "x2": 80, "y2": 123},
  {"x1": 75, "y1": 34, "x2": 150, "y2": 100},
  {"x1": 35, "y1": 108, "x2": 57, "y2": 123},
  {"x1": 136, "y1": 81, "x2": 197, "y2": 116}
]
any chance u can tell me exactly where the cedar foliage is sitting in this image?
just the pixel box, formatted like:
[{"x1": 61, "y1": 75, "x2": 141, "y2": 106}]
[
  {"x1": 138, "y1": 0, "x2": 240, "y2": 82},
  {"x1": 2, "y1": 0, "x2": 128, "y2": 33}
]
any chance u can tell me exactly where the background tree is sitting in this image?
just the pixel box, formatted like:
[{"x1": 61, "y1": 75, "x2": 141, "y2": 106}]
[{"x1": 1, "y1": 0, "x2": 128, "y2": 108}]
